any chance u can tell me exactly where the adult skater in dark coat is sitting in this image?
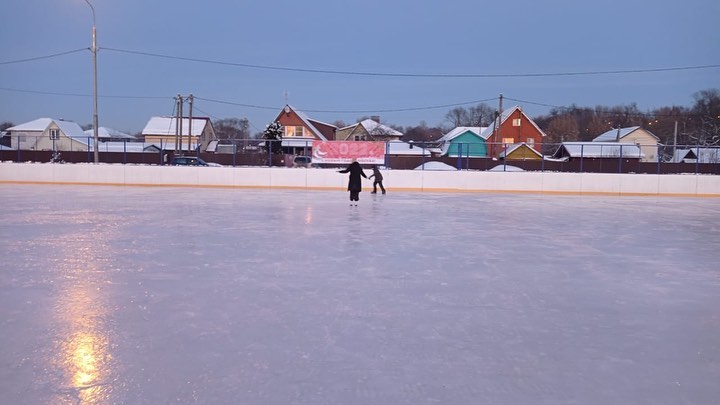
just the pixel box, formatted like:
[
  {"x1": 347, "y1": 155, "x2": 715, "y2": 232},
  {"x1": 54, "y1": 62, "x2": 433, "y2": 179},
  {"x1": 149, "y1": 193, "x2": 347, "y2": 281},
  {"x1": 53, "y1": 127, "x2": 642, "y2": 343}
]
[{"x1": 338, "y1": 160, "x2": 367, "y2": 205}]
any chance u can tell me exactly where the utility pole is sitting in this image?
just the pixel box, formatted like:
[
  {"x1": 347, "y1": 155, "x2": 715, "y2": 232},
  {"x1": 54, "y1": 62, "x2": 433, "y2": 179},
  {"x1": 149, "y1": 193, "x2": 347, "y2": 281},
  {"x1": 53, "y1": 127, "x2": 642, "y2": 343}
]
[
  {"x1": 495, "y1": 93, "x2": 503, "y2": 156},
  {"x1": 84, "y1": 0, "x2": 99, "y2": 164},
  {"x1": 673, "y1": 120, "x2": 678, "y2": 160},
  {"x1": 174, "y1": 94, "x2": 182, "y2": 153},
  {"x1": 178, "y1": 96, "x2": 184, "y2": 154},
  {"x1": 187, "y1": 94, "x2": 194, "y2": 153}
]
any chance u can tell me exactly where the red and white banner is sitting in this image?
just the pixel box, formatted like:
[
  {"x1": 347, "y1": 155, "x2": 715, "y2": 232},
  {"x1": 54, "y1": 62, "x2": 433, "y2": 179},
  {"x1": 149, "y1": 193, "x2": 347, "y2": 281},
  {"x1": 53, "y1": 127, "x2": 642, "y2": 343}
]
[{"x1": 311, "y1": 141, "x2": 385, "y2": 164}]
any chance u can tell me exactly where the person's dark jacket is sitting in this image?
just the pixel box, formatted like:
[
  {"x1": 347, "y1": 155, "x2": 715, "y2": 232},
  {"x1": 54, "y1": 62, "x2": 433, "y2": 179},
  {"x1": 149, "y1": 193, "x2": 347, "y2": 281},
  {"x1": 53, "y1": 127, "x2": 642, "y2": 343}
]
[
  {"x1": 338, "y1": 162, "x2": 367, "y2": 192},
  {"x1": 370, "y1": 166, "x2": 383, "y2": 182}
]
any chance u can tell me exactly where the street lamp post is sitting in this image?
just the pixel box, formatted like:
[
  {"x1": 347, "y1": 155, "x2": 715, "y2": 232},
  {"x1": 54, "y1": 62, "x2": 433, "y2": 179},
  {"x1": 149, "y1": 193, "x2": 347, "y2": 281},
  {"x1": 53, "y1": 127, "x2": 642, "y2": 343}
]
[{"x1": 84, "y1": 0, "x2": 99, "y2": 164}]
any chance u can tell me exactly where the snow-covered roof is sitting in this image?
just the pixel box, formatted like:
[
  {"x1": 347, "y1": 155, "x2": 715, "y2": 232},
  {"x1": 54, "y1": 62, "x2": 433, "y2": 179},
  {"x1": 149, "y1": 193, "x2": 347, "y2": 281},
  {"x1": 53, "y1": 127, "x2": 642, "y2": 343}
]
[
  {"x1": 85, "y1": 127, "x2": 134, "y2": 139},
  {"x1": 256, "y1": 138, "x2": 316, "y2": 148},
  {"x1": 359, "y1": 119, "x2": 403, "y2": 136},
  {"x1": 142, "y1": 117, "x2": 210, "y2": 136},
  {"x1": 96, "y1": 142, "x2": 160, "y2": 152},
  {"x1": 592, "y1": 126, "x2": 641, "y2": 142},
  {"x1": 386, "y1": 140, "x2": 431, "y2": 156},
  {"x1": 439, "y1": 127, "x2": 487, "y2": 155},
  {"x1": 439, "y1": 127, "x2": 485, "y2": 142},
  {"x1": 7, "y1": 118, "x2": 86, "y2": 138},
  {"x1": 6, "y1": 118, "x2": 54, "y2": 132},
  {"x1": 556, "y1": 142, "x2": 644, "y2": 158},
  {"x1": 414, "y1": 161, "x2": 457, "y2": 171}
]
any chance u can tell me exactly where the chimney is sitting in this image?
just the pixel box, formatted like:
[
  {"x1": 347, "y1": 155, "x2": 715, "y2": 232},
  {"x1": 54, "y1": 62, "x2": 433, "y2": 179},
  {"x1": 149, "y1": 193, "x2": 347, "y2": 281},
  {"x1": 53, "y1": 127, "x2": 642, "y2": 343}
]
[{"x1": 370, "y1": 115, "x2": 380, "y2": 123}]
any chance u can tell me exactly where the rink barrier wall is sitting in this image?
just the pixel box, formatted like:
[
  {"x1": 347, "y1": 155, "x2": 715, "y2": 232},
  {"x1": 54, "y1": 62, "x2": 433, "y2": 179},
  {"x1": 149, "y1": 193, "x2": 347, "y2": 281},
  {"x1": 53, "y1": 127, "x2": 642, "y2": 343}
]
[{"x1": 1, "y1": 162, "x2": 719, "y2": 196}]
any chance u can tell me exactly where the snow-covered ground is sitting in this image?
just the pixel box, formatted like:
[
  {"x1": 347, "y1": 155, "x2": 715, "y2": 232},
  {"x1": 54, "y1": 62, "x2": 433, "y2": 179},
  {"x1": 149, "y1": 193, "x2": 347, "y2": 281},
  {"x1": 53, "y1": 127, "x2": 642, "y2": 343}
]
[{"x1": 1, "y1": 185, "x2": 718, "y2": 404}]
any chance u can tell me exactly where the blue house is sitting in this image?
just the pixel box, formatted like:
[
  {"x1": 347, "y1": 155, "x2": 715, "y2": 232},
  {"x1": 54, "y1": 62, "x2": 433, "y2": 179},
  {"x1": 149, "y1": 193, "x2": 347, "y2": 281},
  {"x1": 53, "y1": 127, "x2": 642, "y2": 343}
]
[{"x1": 439, "y1": 127, "x2": 488, "y2": 157}]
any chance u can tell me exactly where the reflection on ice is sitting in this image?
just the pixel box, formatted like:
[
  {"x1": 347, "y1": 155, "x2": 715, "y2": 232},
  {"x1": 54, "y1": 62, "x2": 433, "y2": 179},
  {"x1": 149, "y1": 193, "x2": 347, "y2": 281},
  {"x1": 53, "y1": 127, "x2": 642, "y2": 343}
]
[
  {"x1": 49, "y1": 214, "x2": 116, "y2": 404},
  {"x1": 62, "y1": 331, "x2": 110, "y2": 394}
]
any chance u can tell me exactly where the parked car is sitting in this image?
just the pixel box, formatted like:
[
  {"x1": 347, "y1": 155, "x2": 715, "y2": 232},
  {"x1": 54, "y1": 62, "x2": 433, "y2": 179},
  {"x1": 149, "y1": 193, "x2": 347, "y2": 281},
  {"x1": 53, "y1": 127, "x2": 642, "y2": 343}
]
[
  {"x1": 172, "y1": 156, "x2": 221, "y2": 166},
  {"x1": 292, "y1": 155, "x2": 314, "y2": 168}
]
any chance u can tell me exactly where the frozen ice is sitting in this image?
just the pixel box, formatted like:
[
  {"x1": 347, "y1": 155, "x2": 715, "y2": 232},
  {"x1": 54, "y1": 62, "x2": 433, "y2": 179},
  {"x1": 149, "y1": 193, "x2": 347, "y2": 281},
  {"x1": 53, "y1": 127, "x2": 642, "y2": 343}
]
[{"x1": 0, "y1": 184, "x2": 718, "y2": 404}]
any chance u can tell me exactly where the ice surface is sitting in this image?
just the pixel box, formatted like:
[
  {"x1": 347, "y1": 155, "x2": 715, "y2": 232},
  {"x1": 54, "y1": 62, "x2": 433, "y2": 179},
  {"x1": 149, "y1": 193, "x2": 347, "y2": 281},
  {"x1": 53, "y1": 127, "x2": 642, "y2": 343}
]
[{"x1": 0, "y1": 184, "x2": 718, "y2": 404}]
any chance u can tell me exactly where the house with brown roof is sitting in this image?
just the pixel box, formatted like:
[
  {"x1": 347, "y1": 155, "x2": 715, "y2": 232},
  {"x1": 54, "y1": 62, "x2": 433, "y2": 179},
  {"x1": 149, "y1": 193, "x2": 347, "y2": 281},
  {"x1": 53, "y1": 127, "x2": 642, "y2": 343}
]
[{"x1": 273, "y1": 105, "x2": 337, "y2": 154}]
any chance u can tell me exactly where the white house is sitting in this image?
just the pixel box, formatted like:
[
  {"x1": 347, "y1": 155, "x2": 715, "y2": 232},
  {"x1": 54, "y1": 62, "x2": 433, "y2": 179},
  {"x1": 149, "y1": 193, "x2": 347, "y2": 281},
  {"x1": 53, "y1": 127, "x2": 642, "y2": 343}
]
[
  {"x1": 142, "y1": 116, "x2": 216, "y2": 151},
  {"x1": 5, "y1": 118, "x2": 93, "y2": 151},
  {"x1": 592, "y1": 126, "x2": 660, "y2": 162}
]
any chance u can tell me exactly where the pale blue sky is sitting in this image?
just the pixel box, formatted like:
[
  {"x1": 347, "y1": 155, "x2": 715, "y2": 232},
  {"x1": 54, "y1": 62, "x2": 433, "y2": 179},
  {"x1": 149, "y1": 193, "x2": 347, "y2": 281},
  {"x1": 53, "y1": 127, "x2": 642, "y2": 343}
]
[{"x1": 1, "y1": 0, "x2": 718, "y2": 134}]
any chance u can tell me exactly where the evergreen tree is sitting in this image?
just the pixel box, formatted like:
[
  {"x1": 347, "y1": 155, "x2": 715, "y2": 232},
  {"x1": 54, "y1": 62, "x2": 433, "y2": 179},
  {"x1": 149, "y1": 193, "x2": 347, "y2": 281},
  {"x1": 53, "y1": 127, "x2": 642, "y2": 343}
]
[{"x1": 261, "y1": 121, "x2": 283, "y2": 154}]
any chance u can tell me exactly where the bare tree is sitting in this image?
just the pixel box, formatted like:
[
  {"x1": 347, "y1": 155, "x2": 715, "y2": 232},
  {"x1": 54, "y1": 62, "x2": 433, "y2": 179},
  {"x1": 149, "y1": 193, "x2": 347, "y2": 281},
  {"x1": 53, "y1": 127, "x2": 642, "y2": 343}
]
[
  {"x1": 546, "y1": 115, "x2": 579, "y2": 144},
  {"x1": 444, "y1": 107, "x2": 470, "y2": 128},
  {"x1": 214, "y1": 118, "x2": 250, "y2": 142},
  {"x1": 690, "y1": 89, "x2": 720, "y2": 146},
  {"x1": 583, "y1": 114, "x2": 612, "y2": 141},
  {"x1": 401, "y1": 124, "x2": 444, "y2": 145},
  {"x1": 444, "y1": 103, "x2": 496, "y2": 128},
  {"x1": 468, "y1": 103, "x2": 496, "y2": 126}
]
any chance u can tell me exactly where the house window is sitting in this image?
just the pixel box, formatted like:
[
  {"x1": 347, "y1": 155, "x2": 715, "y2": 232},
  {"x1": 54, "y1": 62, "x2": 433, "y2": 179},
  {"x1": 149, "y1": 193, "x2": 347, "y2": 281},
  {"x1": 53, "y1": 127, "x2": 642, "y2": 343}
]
[
  {"x1": 49, "y1": 129, "x2": 60, "y2": 140},
  {"x1": 526, "y1": 138, "x2": 535, "y2": 147},
  {"x1": 502, "y1": 137, "x2": 515, "y2": 145},
  {"x1": 512, "y1": 118, "x2": 521, "y2": 127},
  {"x1": 353, "y1": 134, "x2": 366, "y2": 141},
  {"x1": 286, "y1": 126, "x2": 304, "y2": 137}
]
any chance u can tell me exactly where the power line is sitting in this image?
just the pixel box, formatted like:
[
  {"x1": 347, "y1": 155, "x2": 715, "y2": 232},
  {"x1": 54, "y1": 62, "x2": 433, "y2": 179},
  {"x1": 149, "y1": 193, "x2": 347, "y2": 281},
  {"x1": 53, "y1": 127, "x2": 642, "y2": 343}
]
[
  {"x1": 0, "y1": 85, "x2": 497, "y2": 113},
  {"x1": 0, "y1": 48, "x2": 88, "y2": 65},
  {"x1": 0, "y1": 86, "x2": 170, "y2": 99},
  {"x1": 191, "y1": 106, "x2": 221, "y2": 121},
  {"x1": 195, "y1": 96, "x2": 499, "y2": 114},
  {"x1": 102, "y1": 47, "x2": 720, "y2": 78}
]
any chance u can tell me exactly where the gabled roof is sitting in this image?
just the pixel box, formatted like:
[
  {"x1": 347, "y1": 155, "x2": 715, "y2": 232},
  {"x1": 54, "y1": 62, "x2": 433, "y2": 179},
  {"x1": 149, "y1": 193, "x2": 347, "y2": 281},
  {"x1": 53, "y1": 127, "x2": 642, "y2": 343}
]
[
  {"x1": 85, "y1": 126, "x2": 134, "y2": 139},
  {"x1": 498, "y1": 142, "x2": 543, "y2": 159},
  {"x1": 278, "y1": 105, "x2": 329, "y2": 141},
  {"x1": 593, "y1": 126, "x2": 632, "y2": 142},
  {"x1": 480, "y1": 105, "x2": 547, "y2": 139},
  {"x1": 593, "y1": 126, "x2": 660, "y2": 142},
  {"x1": 142, "y1": 117, "x2": 211, "y2": 136},
  {"x1": 673, "y1": 148, "x2": 720, "y2": 163},
  {"x1": 439, "y1": 127, "x2": 485, "y2": 142},
  {"x1": 338, "y1": 119, "x2": 402, "y2": 137},
  {"x1": 359, "y1": 119, "x2": 402, "y2": 136},
  {"x1": 7, "y1": 118, "x2": 86, "y2": 138},
  {"x1": 554, "y1": 142, "x2": 644, "y2": 158}
]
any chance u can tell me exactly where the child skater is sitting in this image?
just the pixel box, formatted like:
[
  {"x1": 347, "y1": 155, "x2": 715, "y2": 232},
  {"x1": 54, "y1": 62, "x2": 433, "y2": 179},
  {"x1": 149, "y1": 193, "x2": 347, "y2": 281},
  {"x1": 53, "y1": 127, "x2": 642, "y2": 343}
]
[{"x1": 369, "y1": 165, "x2": 386, "y2": 194}]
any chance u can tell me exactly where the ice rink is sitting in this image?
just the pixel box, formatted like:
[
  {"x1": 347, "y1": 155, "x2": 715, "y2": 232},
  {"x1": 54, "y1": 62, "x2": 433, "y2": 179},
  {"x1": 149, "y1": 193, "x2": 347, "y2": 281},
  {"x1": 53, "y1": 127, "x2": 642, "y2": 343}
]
[{"x1": 1, "y1": 184, "x2": 718, "y2": 404}]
